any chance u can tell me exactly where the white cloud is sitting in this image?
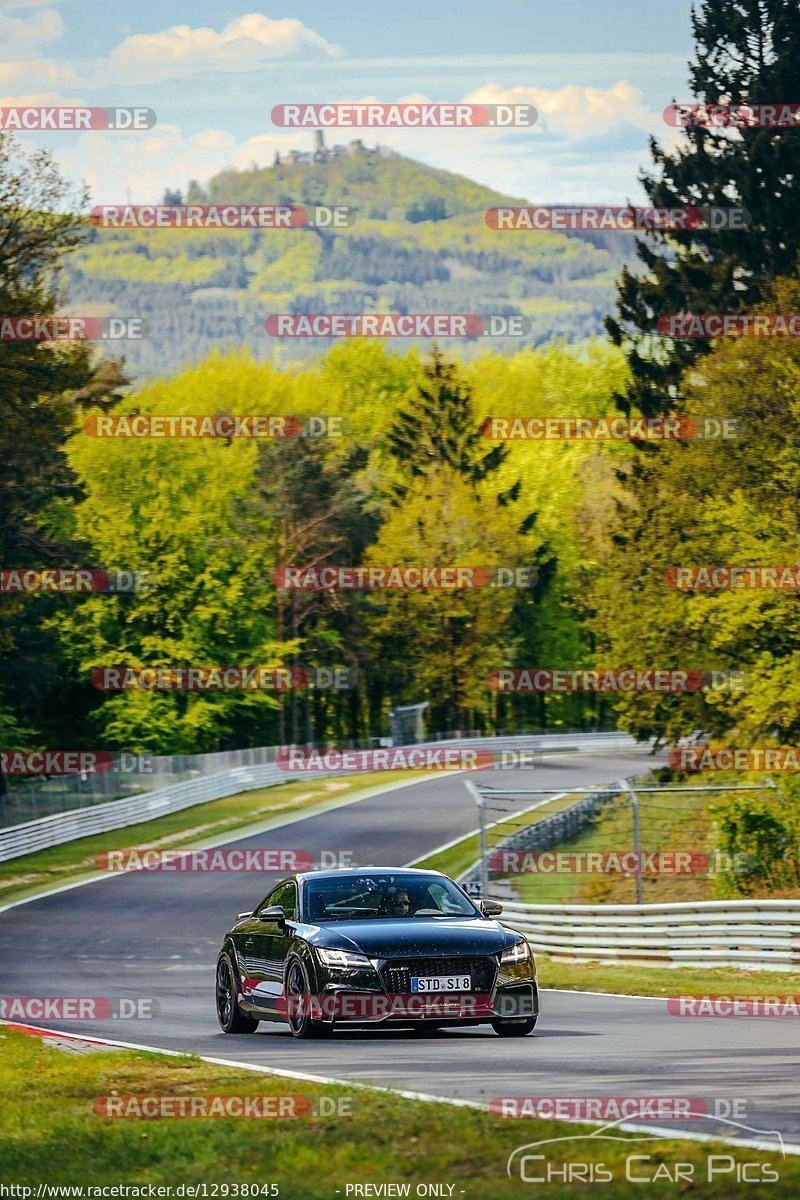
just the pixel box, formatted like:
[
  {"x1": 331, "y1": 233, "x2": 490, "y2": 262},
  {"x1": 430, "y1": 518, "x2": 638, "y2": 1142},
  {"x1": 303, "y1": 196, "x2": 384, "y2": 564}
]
[
  {"x1": 264, "y1": 82, "x2": 674, "y2": 151},
  {"x1": 227, "y1": 130, "x2": 311, "y2": 169},
  {"x1": 0, "y1": 89, "x2": 79, "y2": 104},
  {"x1": 464, "y1": 81, "x2": 666, "y2": 139},
  {"x1": 56, "y1": 126, "x2": 311, "y2": 203},
  {"x1": 306, "y1": 83, "x2": 681, "y2": 202},
  {"x1": 41, "y1": 77, "x2": 683, "y2": 207},
  {"x1": 49, "y1": 116, "x2": 648, "y2": 208},
  {"x1": 93, "y1": 13, "x2": 342, "y2": 86},
  {"x1": 0, "y1": 5, "x2": 62, "y2": 54},
  {"x1": 0, "y1": 0, "x2": 54, "y2": 11},
  {"x1": 373, "y1": 81, "x2": 671, "y2": 145},
  {"x1": 0, "y1": 58, "x2": 74, "y2": 89}
]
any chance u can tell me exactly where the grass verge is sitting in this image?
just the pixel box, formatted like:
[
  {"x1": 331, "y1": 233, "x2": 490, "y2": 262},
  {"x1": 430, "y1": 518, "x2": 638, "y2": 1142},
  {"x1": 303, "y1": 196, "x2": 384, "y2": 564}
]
[
  {"x1": 0, "y1": 771, "x2": 431, "y2": 909},
  {"x1": 509, "y1": 787, "x2": 720, "y2": 906},
  {"x1": 537, "y1": 956, "x2": 800, "y2": 997},
  {"x1": 0, "y1": 1027, "x2": 794, "y2": 1197},
  {"x1": 411, "y1": 791, "x2": 583, "y2": 882},
  {"x1": 412, "y1": 832, "x2": 481, "y2": 880}
]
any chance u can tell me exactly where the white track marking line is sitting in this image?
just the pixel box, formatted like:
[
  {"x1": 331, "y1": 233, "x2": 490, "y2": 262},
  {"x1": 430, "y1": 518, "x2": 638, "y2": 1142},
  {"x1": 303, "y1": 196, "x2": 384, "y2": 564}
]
[
  {"x1": 543, "y1": 988, "x2": 674, "y2": 1001},
  {"x1": 404, "y1": 786, "x2": 570, "y2": 866},
  {"x1": 3, "y1": 1020, "x2": 797, "y2": 1156},
  {"x1": 0, "y1": 749, "x2": 653, "y2": 914},
  {"x1": 0, "y1": 772, "x2": 447, "y2": 915}
]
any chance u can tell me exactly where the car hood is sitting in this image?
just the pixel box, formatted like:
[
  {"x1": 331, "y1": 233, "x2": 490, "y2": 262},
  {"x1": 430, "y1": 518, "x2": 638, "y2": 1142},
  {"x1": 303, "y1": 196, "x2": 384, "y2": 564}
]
[{"x1": 310, "y1": 917, "x2": 514, "y2": 958}]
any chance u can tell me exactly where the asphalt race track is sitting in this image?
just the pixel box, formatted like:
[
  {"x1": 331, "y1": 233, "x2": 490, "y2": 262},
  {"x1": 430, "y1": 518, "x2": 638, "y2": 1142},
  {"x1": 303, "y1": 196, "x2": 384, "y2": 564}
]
[{"x1": 2, "y1": 748, "x2": 799, "y2": 1151}]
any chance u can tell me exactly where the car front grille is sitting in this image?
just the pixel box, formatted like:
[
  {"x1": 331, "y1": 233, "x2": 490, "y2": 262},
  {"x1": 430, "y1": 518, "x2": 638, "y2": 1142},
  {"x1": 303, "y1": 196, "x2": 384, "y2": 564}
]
[{"x1": 380, "y1": 956, "x2": 497, "y2": 994}]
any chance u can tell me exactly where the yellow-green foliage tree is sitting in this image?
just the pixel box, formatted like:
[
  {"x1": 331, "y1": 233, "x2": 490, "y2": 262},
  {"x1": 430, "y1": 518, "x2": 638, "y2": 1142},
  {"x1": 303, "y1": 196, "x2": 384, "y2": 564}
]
[{"x1": 53, "y1": 340, "x2": 628, "y2": 751}]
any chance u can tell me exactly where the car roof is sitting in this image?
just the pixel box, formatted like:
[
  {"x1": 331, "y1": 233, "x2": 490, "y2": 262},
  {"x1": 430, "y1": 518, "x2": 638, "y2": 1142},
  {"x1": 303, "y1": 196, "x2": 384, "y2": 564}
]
[{"x1": 297, "y1": 867, "x2": 447, "y2": 881}]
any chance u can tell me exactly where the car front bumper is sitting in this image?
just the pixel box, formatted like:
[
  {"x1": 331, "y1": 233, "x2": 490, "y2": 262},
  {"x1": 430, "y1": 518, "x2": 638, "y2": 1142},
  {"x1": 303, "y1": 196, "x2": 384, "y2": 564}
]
[{"x1": 308, "y1": 953, "x2": 538, "y2": 1024}]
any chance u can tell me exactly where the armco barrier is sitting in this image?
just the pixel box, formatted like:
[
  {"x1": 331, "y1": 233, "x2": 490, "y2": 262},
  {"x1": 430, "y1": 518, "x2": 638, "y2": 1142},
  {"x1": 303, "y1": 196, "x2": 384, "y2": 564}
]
[
  {"x1": 0, "y1": 764, "x2": 293, "y2": 862},
  {"x1": 0, "y1": 731, "x2": 641, "y2": 862},
  {"x1": 501, "y1": 899, "x2": 800, "y2": 971}
]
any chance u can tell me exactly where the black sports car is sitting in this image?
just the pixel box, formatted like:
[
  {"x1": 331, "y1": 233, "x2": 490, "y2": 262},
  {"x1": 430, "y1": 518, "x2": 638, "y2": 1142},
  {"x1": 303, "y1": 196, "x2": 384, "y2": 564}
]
[{"x1": 215, "y1": 867, "x2": 538, "y2": 1038}]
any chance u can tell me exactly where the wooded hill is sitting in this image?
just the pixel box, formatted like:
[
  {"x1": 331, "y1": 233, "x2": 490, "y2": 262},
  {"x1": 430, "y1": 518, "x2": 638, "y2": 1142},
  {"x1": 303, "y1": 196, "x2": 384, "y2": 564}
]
[{"x1": 67, "y1": 141, "x2": 635, "y2": 377}]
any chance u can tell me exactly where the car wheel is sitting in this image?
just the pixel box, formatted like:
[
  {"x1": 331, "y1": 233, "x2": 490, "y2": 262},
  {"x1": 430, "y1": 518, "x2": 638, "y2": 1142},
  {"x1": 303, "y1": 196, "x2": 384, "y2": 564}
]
[
  {"x1": 491, "y1": 1017, "x2": 537, "y2": 1037},
  {"x1": 285, "y1": 957, "x2": 330, "y2": 1039},
  {"x1": 216, "y1": 953, "x2": 259, "y2": 1034}
]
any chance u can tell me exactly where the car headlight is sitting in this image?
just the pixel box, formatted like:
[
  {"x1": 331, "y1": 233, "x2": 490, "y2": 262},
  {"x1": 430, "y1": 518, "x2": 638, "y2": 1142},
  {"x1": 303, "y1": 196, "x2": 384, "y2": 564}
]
[
  {"x1": 316, "y1": 947, "x2": 373, "y2": 969},
  {"x1": 500, "y1": 940, "x2": 531, "y2": 964}
]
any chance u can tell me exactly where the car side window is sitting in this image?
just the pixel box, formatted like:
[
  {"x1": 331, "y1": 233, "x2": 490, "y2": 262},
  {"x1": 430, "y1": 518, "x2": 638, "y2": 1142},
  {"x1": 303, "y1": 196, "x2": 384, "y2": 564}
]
[
  {"x1": 277, "y1": 881, "x2": 297, "y2": 920},
  {"x1": 255, "y1": 885, "x2": 279, "y2": 917},
  {"x1": 258, "y1": 880, "x2": 297, "y2": 921}
]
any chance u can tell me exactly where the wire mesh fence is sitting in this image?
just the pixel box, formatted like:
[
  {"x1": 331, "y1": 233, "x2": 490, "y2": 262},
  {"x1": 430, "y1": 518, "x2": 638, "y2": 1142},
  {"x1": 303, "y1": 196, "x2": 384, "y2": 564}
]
[
  {"x1": 0, "y1": 727, "x2": 627, "y2": 829},
  {"x1": 463, "y1": 777, "x2": 781, "y2": 905},
  {"x1": 0, "y1": 745, "x2": 286, "y2": 828}
]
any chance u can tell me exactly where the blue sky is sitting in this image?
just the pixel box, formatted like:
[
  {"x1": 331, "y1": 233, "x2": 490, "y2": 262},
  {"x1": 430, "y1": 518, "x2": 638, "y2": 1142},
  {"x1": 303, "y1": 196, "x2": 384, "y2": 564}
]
[{"x1": 0, "y1": 0, "x2": 697, "y2": 202}]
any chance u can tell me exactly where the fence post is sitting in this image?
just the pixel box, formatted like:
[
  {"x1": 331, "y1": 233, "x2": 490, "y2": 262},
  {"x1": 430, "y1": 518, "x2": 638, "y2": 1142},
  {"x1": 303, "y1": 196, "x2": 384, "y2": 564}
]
[
  {"x1": 466, "y1": 781, "x2": 489, "y2": 897},
  {"x1": 620, "y1": 779, "x2": 643, "y2": 904}
]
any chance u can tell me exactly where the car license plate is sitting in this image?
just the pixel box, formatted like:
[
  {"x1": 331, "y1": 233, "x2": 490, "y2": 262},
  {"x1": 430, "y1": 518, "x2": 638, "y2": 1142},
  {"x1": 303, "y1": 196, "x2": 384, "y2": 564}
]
[{"x1": 411, "y1": 975, "x2": 471, "y2": 993}]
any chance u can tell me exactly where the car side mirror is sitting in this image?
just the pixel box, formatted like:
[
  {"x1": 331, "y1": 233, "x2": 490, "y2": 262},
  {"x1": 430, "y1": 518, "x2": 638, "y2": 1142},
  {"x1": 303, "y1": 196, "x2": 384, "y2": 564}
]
[
  {"x1": 480, "y1": 899, "x2": 504, "y2": 917},
  {"x1": 236, "y1": 910, "x2": 253, "y2": 921},
  {"x1": 259, "y1": 904, "x2": 287, "y2": 925}
]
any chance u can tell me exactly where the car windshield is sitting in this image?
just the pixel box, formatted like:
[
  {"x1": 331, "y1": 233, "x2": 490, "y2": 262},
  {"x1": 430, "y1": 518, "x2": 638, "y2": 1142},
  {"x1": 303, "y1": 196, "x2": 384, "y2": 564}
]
[{"x1": 304, "y1": 873, "x2": 478, "y2": 922}]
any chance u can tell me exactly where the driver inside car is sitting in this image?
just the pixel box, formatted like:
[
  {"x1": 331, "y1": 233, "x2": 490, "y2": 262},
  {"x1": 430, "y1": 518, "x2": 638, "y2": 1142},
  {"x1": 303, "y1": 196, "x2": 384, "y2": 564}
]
[{"x1": 381, "y1": 885, "x2": 412, "y2": 916}]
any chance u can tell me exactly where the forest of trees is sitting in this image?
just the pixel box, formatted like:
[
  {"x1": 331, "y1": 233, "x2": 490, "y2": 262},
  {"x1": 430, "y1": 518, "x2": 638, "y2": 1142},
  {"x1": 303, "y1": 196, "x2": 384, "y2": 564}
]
[{"x1": 65, "y1": 154, "x2": 633, "y2": 377}]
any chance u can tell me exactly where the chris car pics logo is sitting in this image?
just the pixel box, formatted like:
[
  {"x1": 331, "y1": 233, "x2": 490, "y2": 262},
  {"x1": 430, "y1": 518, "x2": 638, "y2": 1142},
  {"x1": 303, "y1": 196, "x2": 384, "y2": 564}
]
[{"x1": 506, "y1": 1114, "x2": 784, "y2": 1184}]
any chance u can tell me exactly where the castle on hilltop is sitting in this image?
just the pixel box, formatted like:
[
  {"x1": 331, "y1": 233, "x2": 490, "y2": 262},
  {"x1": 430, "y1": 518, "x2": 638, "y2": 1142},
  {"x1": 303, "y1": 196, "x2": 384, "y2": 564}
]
[{"x1": 274, "y1": 129, "x2": 395, "y2": 168}]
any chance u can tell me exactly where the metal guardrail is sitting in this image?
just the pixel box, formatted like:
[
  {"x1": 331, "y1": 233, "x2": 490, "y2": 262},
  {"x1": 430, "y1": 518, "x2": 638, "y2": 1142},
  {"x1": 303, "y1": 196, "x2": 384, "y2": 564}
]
[
  {"x1": 428, "y1": 733, "x2": 638, "y2": 753},
  {"x1": 0, "y1": 731, "x2": 642, "y2": 862},
  {"x1": 0, "y1": 729, "x2": 635, "y2": 828},
  {"x1": 0, "y1": 764, "x2": 292, "y2": 862},
  {"x1": 502, "y1": 899, "x2": 800, "y2": 970}
]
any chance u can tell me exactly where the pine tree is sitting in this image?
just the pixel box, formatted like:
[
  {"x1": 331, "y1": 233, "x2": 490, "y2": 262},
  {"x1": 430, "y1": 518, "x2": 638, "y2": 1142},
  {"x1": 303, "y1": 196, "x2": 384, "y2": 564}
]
[
  {"x1": 387, "y1": 347, "x2": 518, "y2": 503},
  {"x1": 0, "y1": 133, "x2": 127, "y2": 754},
  {"x1": 607, "y1": 0, "x2": 800, "y2": 417}
]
